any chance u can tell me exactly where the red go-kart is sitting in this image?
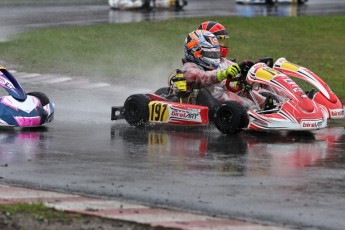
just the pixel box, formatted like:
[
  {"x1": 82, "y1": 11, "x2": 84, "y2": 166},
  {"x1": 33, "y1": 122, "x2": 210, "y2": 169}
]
[{"x1": 111, "y1": 58, "x2": 341, "y2": 134}]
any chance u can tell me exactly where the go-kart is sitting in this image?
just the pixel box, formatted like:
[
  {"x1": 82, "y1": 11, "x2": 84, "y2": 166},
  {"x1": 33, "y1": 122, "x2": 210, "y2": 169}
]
[
  {"x1": 108, "y1": 0, "x2": 187, "y2": 10},
  {"x1": 236, "y1": 0, "x2": 308, "y2": 4},
  {"x1": 111, "y1": 58, "x2": 332, "y2": 134},
  {"x1": 0, "y1": 66, "x2": 54, "y2": 127}
]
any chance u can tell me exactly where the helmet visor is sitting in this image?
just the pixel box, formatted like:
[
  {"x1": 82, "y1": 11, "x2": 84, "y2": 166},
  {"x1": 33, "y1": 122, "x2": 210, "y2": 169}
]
[
  {"x1": 201, "y1": 50, "x2": 220, "y2": 59},
  {"x1": 217, "y1": 36, "x2": 230, "y2": 48}
]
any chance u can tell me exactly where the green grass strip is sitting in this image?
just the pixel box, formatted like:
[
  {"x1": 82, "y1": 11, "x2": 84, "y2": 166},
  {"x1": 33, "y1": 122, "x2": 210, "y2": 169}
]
[
  {"x1": 0, "y1": 202, "x2": 81, "y2": 224},
  {"x1": 0, "y1": 16, "x2": 344, "y2": 97}
]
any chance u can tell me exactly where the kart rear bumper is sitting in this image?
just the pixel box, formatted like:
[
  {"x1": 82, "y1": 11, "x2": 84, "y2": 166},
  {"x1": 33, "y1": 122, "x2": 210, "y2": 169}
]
[{"x1": 111, "y1": 106, "x2": 125, "y2": 120}]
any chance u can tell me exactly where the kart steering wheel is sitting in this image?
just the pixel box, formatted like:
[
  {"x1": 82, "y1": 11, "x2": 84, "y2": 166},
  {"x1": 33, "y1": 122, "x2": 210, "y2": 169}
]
[
  {"x1": 238, "y1": 60, "x2": 255, "y2": 77},
  {"x1": 225, "y1": 60, "x2": 255, "y2": 93}
]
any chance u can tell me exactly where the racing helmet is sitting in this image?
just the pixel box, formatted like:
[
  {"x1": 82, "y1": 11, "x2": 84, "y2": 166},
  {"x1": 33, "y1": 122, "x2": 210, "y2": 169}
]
[
  {"x1": 184, "y1": 30, "x2": 220, "y2": 70},
  {"x1": 198, "y1": 21, "x2": 230, "y2": 58}
]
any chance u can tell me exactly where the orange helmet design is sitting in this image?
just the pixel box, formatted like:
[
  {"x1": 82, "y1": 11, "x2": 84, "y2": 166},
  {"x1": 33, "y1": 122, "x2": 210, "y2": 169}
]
[
  {"x1": 198, "y1": 21, "x2": 230, "y2": 58},
  {"x1": 184, "y1": 30, "x2": 220, "y2": 70}
]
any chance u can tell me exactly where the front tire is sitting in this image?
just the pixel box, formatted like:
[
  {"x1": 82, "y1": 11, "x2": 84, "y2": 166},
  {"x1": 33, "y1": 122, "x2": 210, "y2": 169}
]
[
  {"x1": 27, "y1": 91, "x2": 50, "y2": 106},
  {"x1": 124, "y1": 94, "x2": 150, "y2": 127},
  {"x1": 214, "y1": 101, "x2": 248, "y2": 135}
]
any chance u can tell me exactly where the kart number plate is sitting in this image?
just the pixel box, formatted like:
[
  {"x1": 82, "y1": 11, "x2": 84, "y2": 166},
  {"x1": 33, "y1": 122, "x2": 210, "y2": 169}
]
[{"x1": 149, "y1": 102, "x2": 169, "y2": 122}]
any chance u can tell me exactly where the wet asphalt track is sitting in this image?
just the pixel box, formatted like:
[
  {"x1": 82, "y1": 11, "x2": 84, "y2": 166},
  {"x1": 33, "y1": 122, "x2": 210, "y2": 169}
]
[
  {"x1": 1, "y1": 72, "x2": 345, "y2": 230},
  {"x1": 1, "y1": 0, "x2": 345, "y2": 229}
]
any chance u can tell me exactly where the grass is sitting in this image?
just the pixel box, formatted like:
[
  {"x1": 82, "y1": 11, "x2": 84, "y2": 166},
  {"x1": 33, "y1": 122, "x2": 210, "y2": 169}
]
[
  {"x1": 0, "y1": 16, "x2": 344, "y2": 97},
  {"x1": 0, "y1": 202, "x2": 157, "y2": 229},
  {"x1": 0, "y1": 202, "x2": 81, "y2": 224}
]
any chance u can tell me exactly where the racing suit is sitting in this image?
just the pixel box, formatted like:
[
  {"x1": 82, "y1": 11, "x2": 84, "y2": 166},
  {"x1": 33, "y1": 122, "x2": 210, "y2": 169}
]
[{"x1": 181, "y1": 57, "x2": 263, "y2": 109}]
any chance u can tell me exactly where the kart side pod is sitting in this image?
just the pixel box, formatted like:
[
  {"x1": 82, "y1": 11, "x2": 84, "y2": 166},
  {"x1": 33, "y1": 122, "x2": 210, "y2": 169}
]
[{"x1": 111, "y1": 93, "x2": 249, "y2": 135}]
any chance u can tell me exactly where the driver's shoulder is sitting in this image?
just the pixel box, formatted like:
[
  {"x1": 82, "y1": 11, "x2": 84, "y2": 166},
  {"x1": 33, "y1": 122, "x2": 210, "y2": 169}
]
[
  {"x1": 219, "y1": 57, "x2": 237, "y2": 69},
  {"x1": 182, "y1": 61, "x2": 202, "y2": 70},
  {"x1": 221, "y1": 57, "x2": 237, "y2": 64}
]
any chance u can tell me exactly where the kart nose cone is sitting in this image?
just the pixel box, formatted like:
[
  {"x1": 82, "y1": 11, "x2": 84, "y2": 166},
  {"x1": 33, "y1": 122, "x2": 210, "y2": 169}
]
[
  {"x1": 329, "y1": 93, "x2": 338, "y2": 103},
  {"x1": 298, "y1": 99, "x2": 314, "y2": 113}
]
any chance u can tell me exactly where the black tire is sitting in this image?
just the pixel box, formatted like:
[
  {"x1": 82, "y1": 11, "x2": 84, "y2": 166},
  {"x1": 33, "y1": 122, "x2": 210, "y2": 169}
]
[
  {"x1": 124, "y1": 94, "x2": 150, "y2": 127},
  {"x1": 154, "y1": 87, "x2": 169, "y2": 96},
  {"x1": 175, "y1": 0, "x2": 186, "y2": 10},
  {"x1": 196, "y1": 88, "x2": 220, "y2": 122},
  {"x1": 239, "y1": 105, "x2": 249, "y2": 130},
  {"x1": 214, "y1": 101, "x2": 248, "y2": 135},
  {"x1": 27, "y1": 91, "x2": 50, "y2": 106},
  {"x1": 298, "y1": 0, "x2": 306, "y2": 5},
  {"x1": 266, "y1": 0, "x2": 275, "y2": 4}
]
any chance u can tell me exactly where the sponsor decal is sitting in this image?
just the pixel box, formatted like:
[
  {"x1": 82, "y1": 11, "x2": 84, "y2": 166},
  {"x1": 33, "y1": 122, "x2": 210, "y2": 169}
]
[
  {"x1": 0, "y1": 76, "x2": 15, "y2": 89},
  {"x1": 293, "y1": 88, "x2": 303, "y2": 92},
  {"x1": 171, "y1": 107, "x2": 201, "y2": 121},
  {"x1": 0, "y1": 77, "x2": 5, "y2": 85},
  {"x1": 330, "y1": 109, "x2": 345, "y2": 118},
  {"x1": 301, "y1": 120, "x2": 323, "y2": 128}
]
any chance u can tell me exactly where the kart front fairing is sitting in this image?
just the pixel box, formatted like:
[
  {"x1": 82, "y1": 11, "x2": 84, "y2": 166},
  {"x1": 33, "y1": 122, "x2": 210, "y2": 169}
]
[
  {"x1": 248, "y1": 100, "x2": 327, "y2": 131},
  {"x1": 0, "y1": 66, "x2": 26, "y2": 101},
  {"x1": 273, "y1": 58, "x2": 344, "y2": 119},
  {"x1": 0, "y1": 67, "x2": 54, "y2": 127},
  {"x1": 246, "y1": 63, "x2": 327, "y2": 131}
]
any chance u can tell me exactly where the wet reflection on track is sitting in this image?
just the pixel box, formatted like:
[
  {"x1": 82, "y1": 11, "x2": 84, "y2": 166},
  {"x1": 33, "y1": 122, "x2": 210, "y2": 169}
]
[
  {"x1": 110, "y1": 125, "x2": 345, "y2": 178},
  {"x1": 0, "y1": 127, "x2": 49, "y2": 162},
  {"x1": 235, "y1": 3, "x2": 306, "y2": 17}
]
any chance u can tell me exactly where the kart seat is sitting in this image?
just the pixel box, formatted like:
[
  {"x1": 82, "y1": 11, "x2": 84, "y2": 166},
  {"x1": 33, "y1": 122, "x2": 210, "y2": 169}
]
[{"x1": 196, "y1": 88, "x2": 220, "y2": 122}]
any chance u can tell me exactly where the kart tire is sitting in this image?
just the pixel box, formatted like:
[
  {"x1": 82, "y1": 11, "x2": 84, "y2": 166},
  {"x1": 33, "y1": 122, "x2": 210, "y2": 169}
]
[
  {"x1": 239, "y1": 106, "x2": 249, "y2": 129},
  {"x1": 124, "y1": 94, "x2": 150, "y2": 127},
  {"x1": 265, "y1": 0, "x2": 276, "y2": 4},
  {"x1": 155, "y1": 87, "x2": 169, "y2": 96},
  {"x1": 196, "y1": 88, "x2": 220, "y2": 122},
  {"x1": 214, "y1": 101, "x2": 248, "y2": 135},
  {"x1": 27, "y1": 91, "x2": 50, "y2": 106},
  {"x1": 298, "y1": 0, "x2": 306, "y2": 4}
]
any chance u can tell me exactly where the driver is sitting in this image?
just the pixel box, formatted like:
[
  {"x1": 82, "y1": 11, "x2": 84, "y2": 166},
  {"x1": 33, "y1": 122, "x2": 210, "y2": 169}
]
[
  {"x1": 181, "y1": 29, "x2": 256, "y2": 109},
  {"x1": 196, "y1": 21, "x2": 280, "y2": 110}
]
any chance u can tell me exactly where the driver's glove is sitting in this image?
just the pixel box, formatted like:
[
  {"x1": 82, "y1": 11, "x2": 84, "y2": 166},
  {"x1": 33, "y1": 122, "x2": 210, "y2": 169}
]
[
  {"x1": 241, "y1": 82, "x2": 252, "y2": 92},
  {"x1": 217, "y1": 64, "x2": 241, "y2": 82}
]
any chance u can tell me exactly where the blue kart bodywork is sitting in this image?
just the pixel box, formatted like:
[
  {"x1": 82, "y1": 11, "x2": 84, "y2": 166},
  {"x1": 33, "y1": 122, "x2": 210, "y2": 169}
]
[{"x1": 0, "y1": 66, "x2": 54, "y2": 127}]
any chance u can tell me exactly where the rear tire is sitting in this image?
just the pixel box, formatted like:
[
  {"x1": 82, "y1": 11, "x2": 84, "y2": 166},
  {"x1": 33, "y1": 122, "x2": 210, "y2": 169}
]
[
  {"x1": 27, "y1": 91, "x2": 50, "y2": 106},
  {"x1": 298, "y1": 0, "x2": 306, "y2": 4},
  {"x1": 124, "y1": 94, "x2": 150, "y2": 127},
  {"x1": 196, "y1": 88, "x2": 220, "y2": 122},
  {"x1": 155, "y1": 87, "x2": 169, "y2": 96},
  {"x1": 214, "y1": 101, "x2": 248, "y2": 135}
]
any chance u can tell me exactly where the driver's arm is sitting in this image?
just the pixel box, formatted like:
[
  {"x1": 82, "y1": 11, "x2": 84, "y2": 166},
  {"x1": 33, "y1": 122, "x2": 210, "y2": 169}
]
[{"x1": 181, "y1": 62, "x2": 219, "y2": 87}]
